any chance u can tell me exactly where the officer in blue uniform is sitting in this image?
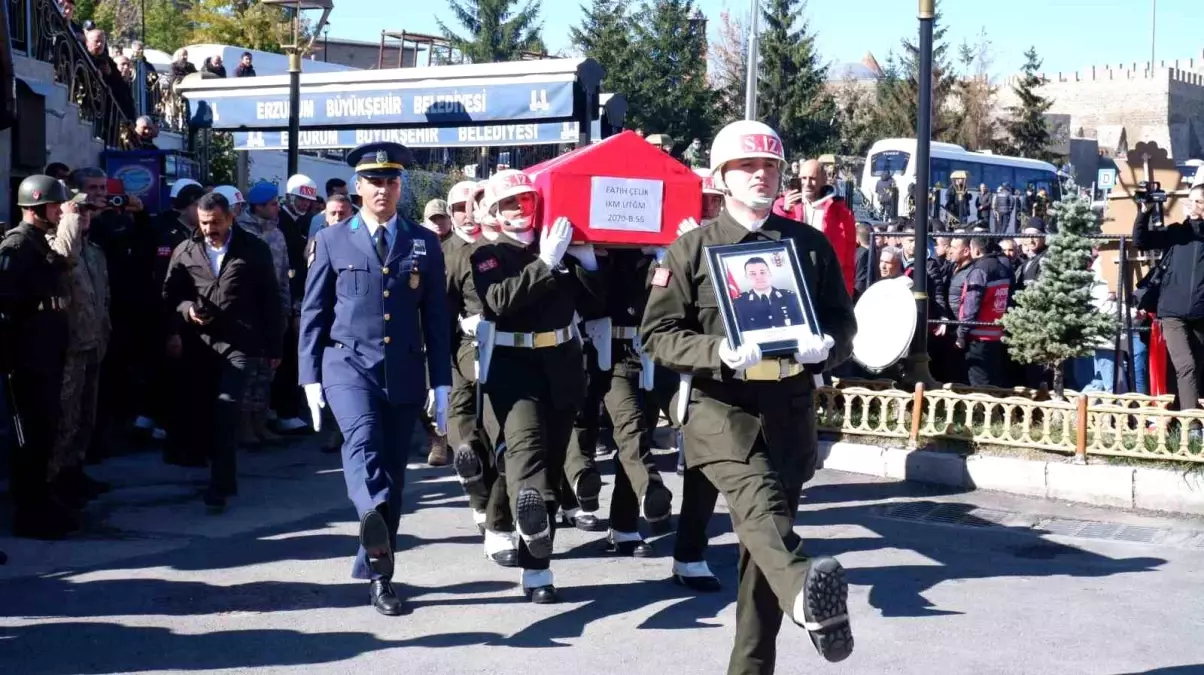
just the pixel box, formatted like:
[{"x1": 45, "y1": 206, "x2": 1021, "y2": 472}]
[
  {"x1": 298, "y1": 142, "x2": 452, "y2": 617},
  {"x1": 732, "y1": 256, "x2": 805, "y2": 332}
]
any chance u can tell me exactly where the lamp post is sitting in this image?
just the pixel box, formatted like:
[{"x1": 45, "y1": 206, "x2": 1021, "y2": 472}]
[
  {"x1": 260, "y1": 0, "x2": 334, "y2": 177},
  {"x1": 904, "y1": 0, "x2": 938, "y2": 387}
]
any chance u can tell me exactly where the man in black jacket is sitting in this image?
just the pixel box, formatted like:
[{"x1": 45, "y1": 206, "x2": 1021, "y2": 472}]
[
  {"x1": 163, "y1": 193, "x2": 283, "y2": 510},
  {"x1": 1134, "y1": 186, "x2": 1204, "y2": 412}
]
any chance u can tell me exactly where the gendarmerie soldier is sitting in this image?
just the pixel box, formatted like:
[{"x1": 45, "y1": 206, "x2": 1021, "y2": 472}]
[
  {"x1": 641, "y1": 120, "x2": 857, "y2": 670},
  {"x1": 470, "y1": 169, "x2": 606, "y2": 603},
  {"x1": 276, "y1": 174, "x2": 321, "y2": 434},
  {"x1": 443, "y1": 180, "x2": 518, "y2": 567},
  {"x1": 0, "y1": 176, "x2": 83, "y2": 539},
  {"x1": 299, "y1": 142, "x2": 452, "y2": 616},
  {"x1": 571, "y1": 247, "x2": 675, "y2": 556}
]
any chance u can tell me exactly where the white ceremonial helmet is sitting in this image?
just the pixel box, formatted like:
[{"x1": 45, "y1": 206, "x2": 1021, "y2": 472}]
[
  {"x1": 212, "y1": 185, "x2": 245, "y2": 206},
  {"x1": 708, "y1": 120, "x2": 786, "y2": 176},
  {"x1": 484, "y1": 170, "x2": 537, "y2": 218},
  {"x1": 447, "y1": 180, "x2": 477, "y2": 208},
  {"x1": 695, "y1": 167, "x2": 723, "y2": 196},
  {"x1": 169, "y1": 178, "x2": 202, "y2": 199},
  {"x1": 286, "y1": 174, "x2": 319, "y2": 201}
]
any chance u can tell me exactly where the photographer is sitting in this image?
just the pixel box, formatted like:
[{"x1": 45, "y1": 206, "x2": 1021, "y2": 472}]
[{"x1": 1133, "y1": 185, "x2": 1204, "y2": 413}]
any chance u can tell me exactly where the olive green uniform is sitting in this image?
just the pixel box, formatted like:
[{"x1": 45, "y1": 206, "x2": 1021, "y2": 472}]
[
  {"x1": 640, "y1": 211, "x2": 856, "y2": 675},
  {"x1": 446, "y1": 233, "x2": 512, "y2": 534},
  {"x1": 568, "y1": 249, "x2": 672, "y2": 536},
  {"x1": 470, "y1": 239, "x2": 605, "y2": 570}
]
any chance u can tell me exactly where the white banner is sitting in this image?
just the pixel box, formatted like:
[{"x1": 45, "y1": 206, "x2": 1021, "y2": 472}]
[{"x1": 588, "y1": 176, "x2": 663, "y2": 234}]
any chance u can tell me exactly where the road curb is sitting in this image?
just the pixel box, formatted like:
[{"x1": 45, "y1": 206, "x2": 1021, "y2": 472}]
[{"x1": 821, "y1": 440, "x2": 1204, "y2": 516}]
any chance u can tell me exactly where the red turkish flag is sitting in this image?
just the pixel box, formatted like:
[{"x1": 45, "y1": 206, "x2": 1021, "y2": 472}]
[{"x1": 726, "y1": 265, "x2": 741, "y2": 300}]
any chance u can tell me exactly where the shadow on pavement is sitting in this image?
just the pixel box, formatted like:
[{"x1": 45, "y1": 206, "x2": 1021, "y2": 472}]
[{"x1": 0, "y1": 622, "x2": 503, "y2": 674}]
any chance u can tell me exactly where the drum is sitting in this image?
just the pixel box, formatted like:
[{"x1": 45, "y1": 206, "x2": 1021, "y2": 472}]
[{"x1": 852, "y1": 276, "x2": 917, "y2": 372}]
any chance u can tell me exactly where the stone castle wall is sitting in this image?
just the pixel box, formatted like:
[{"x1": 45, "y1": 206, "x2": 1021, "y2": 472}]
[{"x1": 997, "y1": 50, "x2": 1204, "y2": 159}]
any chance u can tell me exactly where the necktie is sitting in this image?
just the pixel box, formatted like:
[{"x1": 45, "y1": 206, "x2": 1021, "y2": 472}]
[{"x1": 374, "y1": 227, "x2": 388, "y2": 263}]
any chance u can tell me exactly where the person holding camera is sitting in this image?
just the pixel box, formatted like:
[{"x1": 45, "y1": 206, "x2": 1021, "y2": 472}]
[
  {"x1": 1134, "y1": 185, "x2": 1204, "y2": 414},
  {"x1": 162, "y1": 192, "x2": 284, "y2": 511}
]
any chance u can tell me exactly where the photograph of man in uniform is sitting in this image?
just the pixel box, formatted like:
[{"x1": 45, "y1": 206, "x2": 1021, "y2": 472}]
[{"x1": 729, "y1": 254, "x2": 805, "y2": 333}]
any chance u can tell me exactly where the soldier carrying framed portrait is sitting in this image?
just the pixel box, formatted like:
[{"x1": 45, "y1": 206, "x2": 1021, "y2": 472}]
[{"x1": 704, "y1": 239, "x2": 823, "y2": 357}]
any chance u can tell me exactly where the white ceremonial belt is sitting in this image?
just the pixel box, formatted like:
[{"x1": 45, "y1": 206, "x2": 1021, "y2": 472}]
[
  {"x1": 611, "y1": 326, "x2": 639, "y2": 340},
  {"x1": 494, "y1": 326, "x2": 575, "y2": 349}
]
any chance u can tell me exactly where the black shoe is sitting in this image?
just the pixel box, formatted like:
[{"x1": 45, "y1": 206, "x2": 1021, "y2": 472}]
[
  {"x1": 642, "y1": 484, "x2": 673, "y2": 525},
  {"x1": 797, "y1": 557, "x2": 854, "y2": 663},
  {"x1": 606, "y1": 537, "x2": 653, "y2": 558},
  {"x1": 369, "y1": 579, "x2": 405, "y2": 616},
  {"x1": 452, "y1": 444, "x2": 482, "y2": 487},
  {"x1": 575, "y1": 470, "x2": 603, "y2": 512},
  {"x1": 674, "y1": 574, "x2": 722, "y2": 593},
  {"x1": 562, "y1": 511, "x2": 602, "y2": 532},
  {"x1": 202, "y1": 488, "x2": 227, "y2": 513},
  {"x1": 50, "y1": 475, "x2": 90, "y2": 511},
  {"x1": 524, "y1": 585, "x2": 559, "y2": 604},
  {"x1": 360, "y1": 508, "x2": 394, "y2": 578},
  {"x1": 515, "y1": 488, "x2": 552, "y2": 559},
  {"x1": 77, "y1": 470, "x2": 111, "y2": 498},
  {"x1": 12, "y1": 503, "x2": 80, "y2": 540},
  {"x1": 490, "y1": 549, "x2": 519, "y2": 567}
]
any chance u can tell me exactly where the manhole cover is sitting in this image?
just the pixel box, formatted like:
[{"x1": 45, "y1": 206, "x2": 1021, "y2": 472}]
[
  {"x1": 884, "y1": 501, "x2": 939, "y2": 521},
  {"x1": 924, "y1": 503, "x2": 976, "y2": 524},
  {"x1": 1112, "y1": 526, "x2": 1162, "y2": 544}
]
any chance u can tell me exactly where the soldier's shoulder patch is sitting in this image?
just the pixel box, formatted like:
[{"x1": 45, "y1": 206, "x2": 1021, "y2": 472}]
[
  {"x1": 651, "y1": 267, "x2": 671, "y2": 287},
  {"x1": 157, "y1": 246, "x2": 172, "y2": 257},
  {"x1": 476, "y1": 257, "x2": 499, "y2": 273}
]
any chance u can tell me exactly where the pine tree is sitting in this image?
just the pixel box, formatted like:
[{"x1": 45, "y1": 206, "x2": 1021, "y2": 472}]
[
  {"x1": 437, "y1": 0, "x2": 544, "y2": 64},
  {"x1": 1000, "y1": 188, "x2": 1115, "y2": 398},
  {"x1": 625, "y1": 0, "x2": 716, "y2": 149},
  {"x1": 1003, "y1": 46, "x2": 1055, "y2": 161},
  {"x1": 569, "y1": 0, "x2": 634, "y2": 107},
  {"x1": 879, "y1": 1, "x2": 961, "y2": 142},
  {"x1": 755, "y1": 0, "x2": 836, "y2": 158}
]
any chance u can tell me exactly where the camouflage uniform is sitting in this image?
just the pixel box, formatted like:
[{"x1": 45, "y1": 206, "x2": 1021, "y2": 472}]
[
  {"x1": 236, "y1": 212, "x2": 291, "y2": 413},
  {"x1": 48, "y1": 217, "x2": 110, "y2": 478}
]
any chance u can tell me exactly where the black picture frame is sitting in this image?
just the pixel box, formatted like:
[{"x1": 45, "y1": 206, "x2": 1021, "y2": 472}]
[{"x1": 704, "y1": 239, "x2": 823, "y2": 357}]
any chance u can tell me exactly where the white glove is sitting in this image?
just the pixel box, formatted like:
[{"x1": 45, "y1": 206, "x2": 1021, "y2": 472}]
[
  {"x1": 794, "y1": 334, "x2": 836, "y2": 365},
  {"x1": 566, "y1": 243, "x2": 598, "y2": 271},
  {"x1": 538, "y1": 216, "x2": 573, "y2": 269},
  {"x1": 303, "y1": 383, "x2": 325, "y2": 433},
  {"x1": 459, "y1": 313, "x2": 481, "y2": 336},
  {"x1": 434, "y1": 385, "x2": 450, "y2": 436},
  {"x1": 718, "y1": 339, "x2": 762, "y2": 372},
  {"x1": 677, "y1": 217, "x2": 701, "y2": 237},
  {"x1": 425, "y1": 388, "x2": 435, "y2": 419}
]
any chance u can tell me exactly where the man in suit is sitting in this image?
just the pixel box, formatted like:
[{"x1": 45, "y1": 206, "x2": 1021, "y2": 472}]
[
  {"x1": 732, "y1": 256, "x2": 805, "y2": 332},
  {"x1": 298, "y1": 142, "x2": 452, "y2": 617}
]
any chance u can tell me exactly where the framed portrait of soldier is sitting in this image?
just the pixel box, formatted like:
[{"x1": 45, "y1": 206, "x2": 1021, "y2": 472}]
[{"x1": 704, "y1": 239, "x2": 822, "y2": 357}]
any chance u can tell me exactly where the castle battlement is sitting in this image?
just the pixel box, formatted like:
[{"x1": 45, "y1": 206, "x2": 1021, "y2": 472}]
[{"x1": 1002, "y1": 55, "x2": 1204, "y2": 88}]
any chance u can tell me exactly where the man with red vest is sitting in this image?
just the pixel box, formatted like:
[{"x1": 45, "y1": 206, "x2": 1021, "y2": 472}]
[
  {"x1": 772, "y1": 159, "x2": 856, "y2": 296},
  {"x1": 955, "y1": 236, "x2": 1013, "y2": 386}
]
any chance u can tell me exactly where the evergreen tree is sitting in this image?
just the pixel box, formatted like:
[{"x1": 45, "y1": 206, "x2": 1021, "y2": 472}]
[
  {"x1": 867, "y1": 51, "x2": 911, "y2": 139},
  {"x1": 625, "y1": 0, "x2": 716, "y2": 149},
  {"x1": 437, "y1": 0, "x2": 544, "y2": 63},
  {"x1": 755, "y1": 0, "x2": 836, "y2": 158},
  {"x1": 1000, "y1": 188, "x2": 1115, "y2": 398},
  {"x1": 1003, "y1": 47, "x2": 1055, "y2": 161},
  {"x1": 569, "y1": 0, "x2": 634, "y2": 108},
  {"x1": 879, "y1": 1, "x2": 961, "y2": 142}
]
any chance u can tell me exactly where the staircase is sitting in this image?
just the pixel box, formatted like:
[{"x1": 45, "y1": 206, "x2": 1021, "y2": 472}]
[{"x1": 12, "y1": 54, "x2": 105, "y2": 170}]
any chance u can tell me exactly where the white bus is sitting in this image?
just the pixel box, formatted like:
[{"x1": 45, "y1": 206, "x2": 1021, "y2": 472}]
[{"x1": 861, "y1": 138, "x2": 1062, "y2": 219}]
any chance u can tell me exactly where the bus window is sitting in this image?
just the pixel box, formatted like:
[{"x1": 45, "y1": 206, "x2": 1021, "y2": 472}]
[
  {"x1": 930, "y1": 158, "x2": 951, "y2": 187},
  {"x1": 983, "y1": 165, "x2": 1014, "y2": 190},
  {"x1": 870, "y1": 150, "x2": 910, "y2": 178},
  {"x1": 949, "y1": 160, "x2": 980, "y2": 186}
]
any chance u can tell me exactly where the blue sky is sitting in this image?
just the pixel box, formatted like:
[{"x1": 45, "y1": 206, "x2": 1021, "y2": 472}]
[{"x1": 322, "y1": 0, "x2": 1200, "y2": 78}]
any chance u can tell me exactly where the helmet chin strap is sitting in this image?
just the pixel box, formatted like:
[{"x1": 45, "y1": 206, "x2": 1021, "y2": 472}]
[{"x1": 503, "y1": 228, "x2": 535, "y2": 244}]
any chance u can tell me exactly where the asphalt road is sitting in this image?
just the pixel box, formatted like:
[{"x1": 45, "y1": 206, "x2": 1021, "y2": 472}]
[{"x1": 2, "y1": 439, "x2": 1204, "y2": 675}]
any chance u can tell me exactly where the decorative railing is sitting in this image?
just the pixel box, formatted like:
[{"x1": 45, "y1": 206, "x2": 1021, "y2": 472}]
[
  {"x1": 819, "y1": 379, "x2": 1204, "y2": 464},
  {"x1": 24, "y1": 0, "x2": 133, "y2": 149}
]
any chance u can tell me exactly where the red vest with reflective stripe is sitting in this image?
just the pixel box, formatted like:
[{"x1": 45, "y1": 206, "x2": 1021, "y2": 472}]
[{"x1": 962, "y1": 278, "x2": 1009, "y2": 340}]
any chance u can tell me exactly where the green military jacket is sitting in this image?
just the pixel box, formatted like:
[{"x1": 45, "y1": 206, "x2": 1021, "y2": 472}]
[{"x1": 639, "y1": 210, "x2": 856, "y2": 466}]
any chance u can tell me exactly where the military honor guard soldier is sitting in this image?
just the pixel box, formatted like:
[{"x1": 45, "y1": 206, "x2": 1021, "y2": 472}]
[
  {"x1": 298, "y1": 142, "x2": 452, "y2": 617},
  {"x1": 469, "y1": 169, "x2": 606, "y2": 603},
  {"x1": 641, "y1": 120, "x2": 857, "y2": 672}
]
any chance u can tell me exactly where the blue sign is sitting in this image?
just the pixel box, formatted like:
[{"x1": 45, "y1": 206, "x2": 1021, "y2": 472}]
[
  {"x1": 101, "y1": 150, "x2": 164, "y2": 214},
  {"x1": 191, "y1": 80, "x2": 578, "y2": 131},
  {"x1": 230, "y1": 120, "x2": 603, "y2": 151}
]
